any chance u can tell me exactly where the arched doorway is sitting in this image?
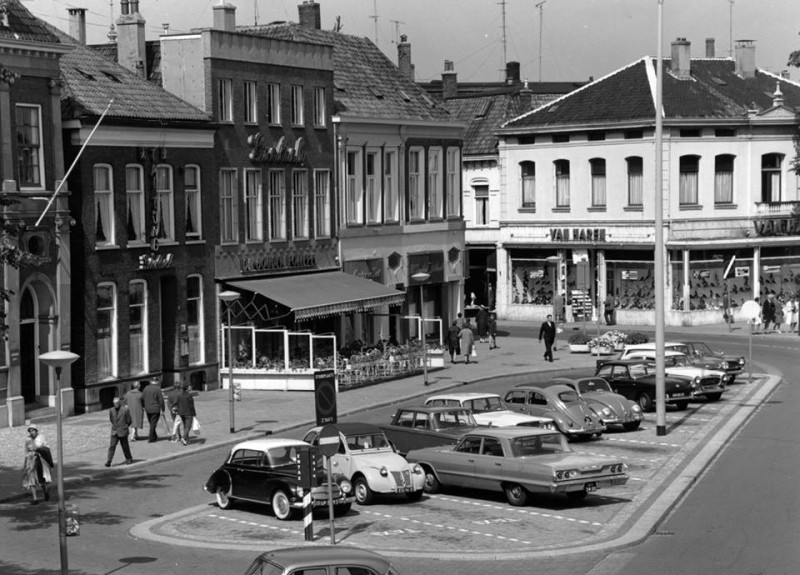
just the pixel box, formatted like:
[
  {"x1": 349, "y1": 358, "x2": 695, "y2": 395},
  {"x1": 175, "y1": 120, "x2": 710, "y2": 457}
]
[{"x1": 20, "y1": 288, "x2": 37, "y2": 404}]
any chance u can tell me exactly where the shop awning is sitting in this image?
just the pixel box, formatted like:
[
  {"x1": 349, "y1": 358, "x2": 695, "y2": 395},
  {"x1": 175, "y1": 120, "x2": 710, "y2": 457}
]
[{"x1": 229, "y1": 271, "x2": 406, "y2": 321}]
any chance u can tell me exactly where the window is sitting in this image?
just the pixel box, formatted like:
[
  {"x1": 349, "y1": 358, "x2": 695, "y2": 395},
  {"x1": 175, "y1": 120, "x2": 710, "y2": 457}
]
[
  {"x1": 715, "y1": 128, "x2": 736, "y2": 138},
  {"x1": 346, "y1": 150, "x2": 363, "y2": 225},
  {"x1": 679, "y1": 155, "x2": 699, "y2": 205},
  {"x1": 94, "y1": 164, "x2": 114, "y2": 246},
  {"x1": 314, "y1": 170, "x2": 331, "y2": 238},
  {"x1": 428, "y1": 147, "x2": 443, "y2": 219},
  {"x1": 520, "y1": 161, "x2": 535, "y2": 208},
  {"x1": 187, "y1": 275, "x2": 204, "y2": 365},
  {"x1": 244, "y1": 169, "x2": 263, "y2": 241},
  {"x1": 217, "y1": 78, "x2": 233, "y2": 121},
  {"x1": 554, "y1": 160, "x2": 570, "y2": 207},
  {"x1": 292, "y1": 170, "x2": 308, "y2": 239},
  {"x1": 291, "y1": 85, "x2": 304, "y2": 125},
  {"x1": 220, "y1": 169, "x2": 238, "y2": 243},
  {"x1": 446, "y1": 147, "x2": 460, "y2": 217},
  {"x1": 97, "y1": 283, "x2": 117, "y2": 380},
  {"x1": 761, "y1": 153, "x2": 783, "y2": 203},
  {"x1": 714, "y1": 155, "x2": 734, "y2": 204},
  {"x1": 126, "y1": 165, "x2": 145, "y2": 243},
  {"x1": 184, "y1": 165, "x2": 202, "y2": 239},
  {"x1": 129, "y1": 280, "x2": 147, "y2": 375},
  {"x1": 313, "y1": 87, "x2": 326, "y2": 126},
  {"x1": 384, "y1": 150, "x2": 399, "y2": 222},
  {"x1": 243, "y1": 81, "x2": 257, "y2": 123},
  {"x1": 587, "y1": 131, "x2": 606, "y2": 141},
  {"x1": 590, "y1": 158, "x2": 606, "y2": 207},
  {"x1": 266, "y1": 83, "x2": 281, "y2": 124},
  {"x1": 627, "y1": 156, "x2": 643, "y2": 206},
  {"x1": 366, "y1": 151, "x2": 381, "y2": 224},
  {"x1": 268, "y1": 169, "x2": 286, "y2": 240},
  {"x1": 16, "y1": 104, "x2": 44, "y2": 188},
  {"x1": 408, "y1": 147, "x2": 425, "y2": 219},
  {"x1": 552, "y1": 133, "x2": 570, "y2": 143},
  {"x1": 155, "y1": 165, "x2": 174, "y2": 240},
  {"x1": 679, "y1": 128, "x2": 701, "y2": 138},
  {"x1": 474, "y1": 185, "x2": 489, "y2": 225},
  {"x1": 624, "y1": 129, "x2": 644, "y2": 139}
]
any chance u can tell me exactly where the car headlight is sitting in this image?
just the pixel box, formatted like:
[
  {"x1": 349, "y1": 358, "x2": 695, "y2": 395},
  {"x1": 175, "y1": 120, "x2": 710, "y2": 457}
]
[
  {"x1": 412, "y1": 464, "x2": 423, "y2": 475},
  {"x1": 601, "y1": 407, "x2": 612, "y2": 417},
  {"x1": 722, "y1": 374, "x2": 732, "y2": 384},
  {"x1": 380, "y1": 466, "x2": 388, "y2": 477},
  {"x1": 691, "y1": 377, "x2": 700, "y2": 389},
  {"x1": 339, "y1": 479, "x2": 352, "y2": 494},
  {"x1": 738, "y1": 358, "x2": 745, "y2": 366},
  {"x1": 631, "y1": 404, "x2": 642, "y2": 413}
]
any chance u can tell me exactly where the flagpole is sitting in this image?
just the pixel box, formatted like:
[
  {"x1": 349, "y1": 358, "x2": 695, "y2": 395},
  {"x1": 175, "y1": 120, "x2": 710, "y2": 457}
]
[{"x1": 35, "y1": 99, "x2": 114, "y2": 227}]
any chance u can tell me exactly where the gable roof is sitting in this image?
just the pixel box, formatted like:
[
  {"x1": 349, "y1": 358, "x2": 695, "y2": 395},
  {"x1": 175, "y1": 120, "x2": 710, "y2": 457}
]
[
  {"x1": 0, "y1": 0, "x2": 61, "y2": 44},
  {"x1": 503, "y1": 57, "x2": 800, "y2": 131},
  {"x1": 48, "y1": 25, "x2": 208, "y2": 123},
  {"x1": 238, "y1": 23, "x2": 454, "y2": 124}
]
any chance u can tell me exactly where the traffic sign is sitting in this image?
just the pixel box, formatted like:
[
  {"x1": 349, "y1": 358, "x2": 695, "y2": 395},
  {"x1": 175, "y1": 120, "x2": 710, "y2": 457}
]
[
  {"x1": 317, "y1": 425, "x2": 340, "y2": 458},
  {"x1": 741, "y1": 300, "x2": 760, "y2": 321},
  {"x1": 314, "y1": 369, "x2": 337, "y2": 426}
]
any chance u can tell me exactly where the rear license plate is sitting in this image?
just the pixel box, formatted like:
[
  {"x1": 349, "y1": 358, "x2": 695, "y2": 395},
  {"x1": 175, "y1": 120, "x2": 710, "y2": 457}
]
[
  {"x1": 585, "y1": 482, "x2": 597, "y2": 492},
  {"x1": 671, "y1": 393, "x2": 687, "y2": 398},
  {"x1": 395, "y1": 486, "x2": 414, "y2": 493}
]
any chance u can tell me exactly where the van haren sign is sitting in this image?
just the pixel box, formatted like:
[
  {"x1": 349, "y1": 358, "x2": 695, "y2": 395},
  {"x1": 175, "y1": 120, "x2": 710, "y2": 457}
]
[{"x1": 549, "y1": 228, "x2": 607, "y2": 242}]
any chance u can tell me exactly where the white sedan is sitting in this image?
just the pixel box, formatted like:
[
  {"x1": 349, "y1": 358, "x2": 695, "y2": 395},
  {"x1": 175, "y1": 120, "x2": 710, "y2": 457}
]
[{"x1": 424, "y1": 392, "x2": 554, "y2": 429}]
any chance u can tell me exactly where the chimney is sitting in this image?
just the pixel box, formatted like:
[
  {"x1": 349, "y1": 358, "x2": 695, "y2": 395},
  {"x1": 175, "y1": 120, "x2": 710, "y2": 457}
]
[
  {"x1": 68, "y1": 8, "x2": 87, "y2": 45},
  {"x1": 398, "y1": 35, "x2": 414, "y2": 80},
  {"x1": 116, "y1": 0, "x2": 147, "y2": 77},
  {"x1": 442, "y1": 60, "x2": 458, "y2": 99},
  {"x1": 670, "y1": 37, "x2": 691, "y2": 79},
  {"x1": 705, "y1": 37, "x2": 715, "y2": 58},
  {"x1": 213, "y1": 1, "x2": 237, "y2": 33},
  {"x1": 505, "y1": 61, "x2": 521, "y2": 85},
  {"x1": 735, "y1": 40, "x2": 756, "y2": 79},
  {"x1": 519, "y1": 81, "x2": 533, "y2": 108},
  {"x1": 298, "y1": 1, "x2": 321, "y2": 30},
  {"x1": 772, "y1": 83, "x2": 784, "y2": 108}
]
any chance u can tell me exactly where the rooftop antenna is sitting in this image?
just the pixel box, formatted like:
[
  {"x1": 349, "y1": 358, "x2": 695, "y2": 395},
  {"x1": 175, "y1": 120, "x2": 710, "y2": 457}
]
[
  {"x1": 107, "y1": 0, "x2": 117, "y2": 42},
  {"x1": 500, "y1": 0, "x2": 508, "y2": 72},
  {"x1": 370, "y1": 0, "x2": 379, "y2": 44},
  {"x1": 390, "y1": 19, "x2": 405, "y2": 44},
  {"x1": 254, "y1": 0, "x2": 259, "y2": 25},
  {"x1": 536, "y1": 0, "x2": 547, "y2": 82},
  {"x1": 727, "y1": 0, "x2": 734, "y2": 56}
]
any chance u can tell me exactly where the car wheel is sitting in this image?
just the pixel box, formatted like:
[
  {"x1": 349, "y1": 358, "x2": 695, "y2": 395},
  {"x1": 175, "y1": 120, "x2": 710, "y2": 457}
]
[
  {"x1": 567, "y1": 489, "x2": 588, "y2": 501},
  {"x1": 638, "y1": 392, "x2": 654, "y2": 412},
  {"x1": 706, "y1": 392, "x2": 723, "y2": 402},
  {"x1": 215, "y1": 486, "x2": 234, "y2": 510},
  {"x1": 422, "y1": 467, "x2": 440, "y2": 494},
  {"x1": 504, "y1": 483, "x2": 529, "y2": 507},
  {"x1": 333, "y1": 502, "x2": 351, "y2": 517},
  {"x1": 675, "y1": 400, "x2": 689, "y2": 410},
  {"x1": 354, "y1": 477, "x2": 374, "y2": 505},
  {"x1": 622, "y1": 421, "x2": 641, "y2": 432},
  {"x1": 406, "y1": 489, "x2": 424, "y2": 502},
  {"x1": 271, "y1": 489, "x2": 294, "y2": 521}
]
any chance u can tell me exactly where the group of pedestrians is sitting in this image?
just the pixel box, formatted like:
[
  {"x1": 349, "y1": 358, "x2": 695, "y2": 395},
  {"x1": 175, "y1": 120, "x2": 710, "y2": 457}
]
[
  {"x1": 446, "y1": 307, "x2": 498, "y2": 365},
  {"x1": 757, "y1": 292, "x2": 798, "y2": 334}
]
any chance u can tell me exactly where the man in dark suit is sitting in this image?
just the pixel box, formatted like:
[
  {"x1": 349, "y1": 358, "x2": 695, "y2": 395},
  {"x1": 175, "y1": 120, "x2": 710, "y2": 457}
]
[
  {"x1": 538, "y1": 314, "x2": 557, "y2": 362},
  {"x1": 141, "y1": 379, "x2": 165, "y2": 443},
  {"x1": 105, "y1": 396, "x2": 133, "y2": 467}
]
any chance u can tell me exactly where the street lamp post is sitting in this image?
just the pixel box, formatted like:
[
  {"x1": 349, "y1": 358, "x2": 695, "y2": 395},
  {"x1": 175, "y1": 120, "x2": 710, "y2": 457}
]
[
  {"x1": 219, "y1": 291, "x2": 241, "y2": 433},
  {"x1": 411, "y1": 272, "x2": 431, "y2": 386},
  {"x1": 39, "y1": 350, "x2": 80, "y2": 575}
]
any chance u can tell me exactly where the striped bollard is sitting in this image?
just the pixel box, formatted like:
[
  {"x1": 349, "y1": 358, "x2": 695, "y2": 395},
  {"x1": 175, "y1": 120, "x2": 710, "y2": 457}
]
[{"x1": 302, "y1": 488, "x2": 313, "y2": 541}]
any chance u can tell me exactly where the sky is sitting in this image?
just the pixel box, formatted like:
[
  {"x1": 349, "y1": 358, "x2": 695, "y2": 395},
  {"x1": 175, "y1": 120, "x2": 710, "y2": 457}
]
[{"x1": 23, "y1": 0, "x2": 800, "y2": 83}]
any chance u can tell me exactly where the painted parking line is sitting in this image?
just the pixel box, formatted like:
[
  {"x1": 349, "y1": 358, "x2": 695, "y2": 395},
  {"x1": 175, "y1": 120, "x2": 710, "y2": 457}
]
[
  {"x1": 361, "y1": 510, "x2": 534, "y2": 544},
  {"x1": 606, "y1": 437, "x2": 681, "y2": 448},
  {"x1": 426, "y1": 495, "x2": 603, "y2": 527},
  {"x1": 575, "y1": 450, "x2": 662, "y2": 464},
  {"x1": 208, "y1": 513, "x2": 300, "y2": 536}
]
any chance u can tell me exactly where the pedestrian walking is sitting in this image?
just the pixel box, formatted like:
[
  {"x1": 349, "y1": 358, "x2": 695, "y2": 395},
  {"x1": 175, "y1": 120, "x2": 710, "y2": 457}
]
[
  {"x1": 124, "y1": 381, "x2": 144, "y2": 441},
  {"x1": 488, "y1": 312, "x2": 498, "y2": 350},
  {"x1": 604, "y1": 294, "x2": 616, "y2": 326},
  {"x1": 447, "y1": 320, "x2": 461, "y2": 363},
  {"x1": 539, "y1": 314, "x2": 557, "y2": 362},
  {"x1": 22, "y1": 424, "x2": 52, "y2": 504},
  {"x1": 762, "y1": 293, "x2": 777, "y2": 333},
  {"x1": 141, "y1": 379, "x2": 165, "y2": 443},
  {"x1": 459, "y1": 321, "x2": 476, "y2": 364},
  {"x1": 786, "y1": 297, "x2": 798, "y2": 332},
  {"x1": 175, "y1": 384, "x2": 197, "y2": 446},
  {"x1": 476, "y1": 306, "x2": 490, "y2": 343},
  {"x1": 105, "y1": 396, "x2": 133, "y2": 467}
]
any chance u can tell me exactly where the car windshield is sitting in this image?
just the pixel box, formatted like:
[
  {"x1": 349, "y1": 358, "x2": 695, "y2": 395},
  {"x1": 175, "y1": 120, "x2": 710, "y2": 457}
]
[
  {"x1": 667, "y1": 355, "x2": 692, "y2": 367},
  {"x1": 345, "y1": 432, "x2": 390, "y2": 451},
  {"x1": 578, "y1": 379, "x2": 612, "y2": 393},
  {"x1": 509, "y1": 433, "x2": 569, "y2": 457},
  {"x1": 265, "y1": 446, "x2": 299, "y2": 467},
  {"x1": 668, "y1": 344, "x2": 690, "y2": 355},
  {"x1": 691, "y1": 342, "x2": 714, "y2": 355},
  {"x1": 432, "y1": 410, "x2": 475, "y2": 428},
  {"x1": 629, "y1": 363, "x2": 651, "y2": 378},
  {"x1": 557, "y1": 390, "x2": 581, "y2": 404},
  {"x1": 243, "y1": 558, "x2": 284, "y2": 575},
  {"x1": 465, "y1": 396, "x2": 505, "y2": 412}
]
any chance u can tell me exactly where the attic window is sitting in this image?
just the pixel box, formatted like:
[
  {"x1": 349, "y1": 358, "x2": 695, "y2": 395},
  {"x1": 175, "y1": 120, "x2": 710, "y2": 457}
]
[
  {"x1": 101, "y1": 70, "x2": 122, "y2": 83},
  {"x1": 75, "y1": 68, "x2": 95, "y2": 81},
  {"x1": 368, "y1": 86, "x2": 383, "y2": 99},
  {"x1": 476, "y1": 100, "x2": 493, "y2": 119},
  {"x1": 711, "y1": 77, "x2": 727, "y2": 86},
  {"x1": 547, "y1": 104, "x2": 559, "y2": 113},
  {"x1": 398, "y1": 89, "x2": 412, "y2": 102},
  {"x1": 420, "y1": 93, "x2": 435, "y2": 107}
]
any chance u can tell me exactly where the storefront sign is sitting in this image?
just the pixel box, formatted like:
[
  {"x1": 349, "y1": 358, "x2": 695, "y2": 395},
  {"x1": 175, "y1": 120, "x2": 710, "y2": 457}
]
[
  {"x1": 408, "y1": 252, "x2": 444, "y2": 284},
  {"x1": 735, "y1": 267, "x2": 750, "y2": 277},
  {"x1": 762, "y1": 265, "x2": 781, "y2": 273},
  {"x1": 529, "y1": 269, "x2": 545, "y2": 278},
  {"x1": 692, "y1": 270, "x2": 711, "y2": 279},
  {"x1": 248, "y1": 133, "x2": 306, "y2": 165},
  {"x1": 344, "y1": 258, "x2": 384, "y2": 284},
  {"x1": 138, "y1": 253, "x2": 175, "y2": 270},
  {"x1": 241, "y1": 252, "x2": 317, "y2": 274},
  {"x1": 549, "y1": 228, "x2": 606, "y2": 242},
  {"x1": 621, "y1": 270, "x2": 639, "y2": 280},
  {"x1": 753, "y1": 218, "x2": 800, "y2": 237}
]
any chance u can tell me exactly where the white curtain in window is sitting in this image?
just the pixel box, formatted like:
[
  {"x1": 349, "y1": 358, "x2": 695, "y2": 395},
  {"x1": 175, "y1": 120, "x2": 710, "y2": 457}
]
[
  {"x1": 679, "y1": 172, "x2": 698, "y2": 204},
  {"x1": 556, "y1": 175, "x2": 570, "y2": 206},
  {"x1": 628, "y1": 172, "x2": 643, "y2": 205},
  {"x1": 521, "y1": 175, "x2": 535, "y2": 206},
  {"x1": 714, "y1": 170, "x2": 733, "y2": 203},
  {"x1": 592, "y1": 174, "x2": 606, "y2": 206}
]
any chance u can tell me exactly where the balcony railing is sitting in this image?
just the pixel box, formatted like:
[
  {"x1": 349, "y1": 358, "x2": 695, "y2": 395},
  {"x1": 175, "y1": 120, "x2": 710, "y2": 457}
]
[{"x1": 755, "y1": 201, "x2": 800, "y2": 216}]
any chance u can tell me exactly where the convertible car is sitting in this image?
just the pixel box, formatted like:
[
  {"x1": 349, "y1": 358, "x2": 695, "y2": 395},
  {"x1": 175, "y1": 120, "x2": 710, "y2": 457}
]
[
  {"x1": 594, "y1": 359, "x2": 695, "y2": 411},
  {"x1": 542, "y1": 377, "x2": 643, "y2": 431},
  {"x1": 622, "y1": 350, "x2": 730, "y2": 402},
  {"x1": 405, "y1": 427, "x2": 629, "y2": 505},
  {"x1": 204, "y1": 438, "x2": 354, "y2": 520},
  {"x1": 503, "y1": 384, "x2": 606, "y2": 440},
  {"x1": 303, "y1": 423, "x2": 425, "y2": 505},
  {"x1": 423, "y1": 392, "x2": 554, "y2": 429},
  {"x1": 380, "y1": 406, "x2": 478, "y2": 456}
]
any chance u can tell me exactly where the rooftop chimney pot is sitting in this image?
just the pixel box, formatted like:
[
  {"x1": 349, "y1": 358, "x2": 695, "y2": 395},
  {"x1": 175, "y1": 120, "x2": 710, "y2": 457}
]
[
  {"x1": 398, "y1": 35, "x2": 414, "y2": 80},
  {"x1": 505, "y1": 61, "x2": 521, "y2": 86},
  {"x1": 671, "y1": 37, "x2": 691, "y2": 79},
  {"x1": 213, "y1": 2, "x2": 237, "y2": 32},
  {"x1": 735, "y1": 39, "x2": 756, "y2": 79},
  {"x1": 442, "y1": 60, "x2": 457, "y2": 99},
  {"x1": 705, "y1": 37, "x2": 715, "y2": 58},
  {"x1": 68, "y1": 8, "x2": 87, "y2": 45},
  {"x1": 298, "y1": 1, "x2": 321, "y2": 30}
]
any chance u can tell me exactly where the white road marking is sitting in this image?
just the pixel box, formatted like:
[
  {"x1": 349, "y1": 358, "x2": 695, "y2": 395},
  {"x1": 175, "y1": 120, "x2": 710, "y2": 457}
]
[
  {"x1": 429, "y1": 495, "x2": 602, "y2": 527},
  {"x1": 575, "y1": 451, "x2": 661, "y2": 464},
  {"x1": 361, "y1": 510, "x2": 534, "y2": 544},
  {"x1": 606, "y1": 437, "x2": 680, "y2": 448},
  {"x1": 208, "y1": 513, "x2": 300, "y2": 536}
]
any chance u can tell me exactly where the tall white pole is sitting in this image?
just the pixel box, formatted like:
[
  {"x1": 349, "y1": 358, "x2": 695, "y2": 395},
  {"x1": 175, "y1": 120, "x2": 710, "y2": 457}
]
[
  {"x1": 536, "y1": 1, "x2": 546, "y2": 82},
  {"x1": 655, "y1": 0, "x2": 667, "y2": 436},
  {"x1": 55, "y1": 367, "x2": 68, "y2": 575}
]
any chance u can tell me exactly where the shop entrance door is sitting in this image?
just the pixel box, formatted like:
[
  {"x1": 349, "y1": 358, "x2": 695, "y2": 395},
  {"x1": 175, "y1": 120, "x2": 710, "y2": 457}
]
[
  {"x1": 20, "y1": 289, "x2": 37, "y2": 404},
  {"x1": 160, "y1": 276, "x2": 178, "y2": 383}
]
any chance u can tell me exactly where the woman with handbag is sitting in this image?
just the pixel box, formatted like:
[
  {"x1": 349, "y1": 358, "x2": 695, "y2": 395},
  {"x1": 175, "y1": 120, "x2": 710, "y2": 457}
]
[
  {"x1": 459, "y1": 320, "x2": 476, "y2": 364},
  {"x1": 175, "y1": 384, "x2": 197, "y2": 446},
  {"x1": 22, "y1": 425, "x2": 52, "y2": 504}
]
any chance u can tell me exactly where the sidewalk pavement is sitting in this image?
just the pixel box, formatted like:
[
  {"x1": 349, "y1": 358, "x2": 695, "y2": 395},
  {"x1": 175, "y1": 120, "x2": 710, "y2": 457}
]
[{"x1": 0, "y1": 320, "x2": 789, "y2": 504}]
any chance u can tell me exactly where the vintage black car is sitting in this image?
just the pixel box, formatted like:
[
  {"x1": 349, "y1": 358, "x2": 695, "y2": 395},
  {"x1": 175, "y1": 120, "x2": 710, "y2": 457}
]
[
  {"x1": 380, "y1": 406, "x2": 478, "y2": 456},
  {"x1": 204, "y1": 438, "x2": 354, "y2": 520},
  {"x1": 594, "y1": 359, "x2": 694, "y2": 411}
]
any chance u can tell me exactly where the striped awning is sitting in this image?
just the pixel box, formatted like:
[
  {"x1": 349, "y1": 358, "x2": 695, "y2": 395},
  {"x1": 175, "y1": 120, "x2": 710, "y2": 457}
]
[{"x1": 229, "y1": 271, "x2": 406, "y2": 321}]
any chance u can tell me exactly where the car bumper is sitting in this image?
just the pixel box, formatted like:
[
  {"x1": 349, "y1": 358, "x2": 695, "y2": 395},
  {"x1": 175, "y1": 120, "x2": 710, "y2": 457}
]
[
  {"x1": 563, "y1": 425, "x2": 605, "y2": 436},
  {"x1": 550, "y1": 475, "x2": 629, "y2": 493},
  {"x1": 601, "y1": 414, "x2": 641, "y2": 425},
  {"x1": 370, "y1": 473, "x2": 426, "y2": 495},
  {"x1": 291, "y1": 494, "x2": 355, "y2": 509},
  {"x1": 691, "y1": 385, "x2": 725, "y2": 398}
]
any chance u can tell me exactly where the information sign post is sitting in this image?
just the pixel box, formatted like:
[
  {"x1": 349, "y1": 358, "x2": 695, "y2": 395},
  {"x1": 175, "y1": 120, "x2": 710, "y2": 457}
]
[{"x1": 318, "y1": 425, "x2": 340, "y2": 545}]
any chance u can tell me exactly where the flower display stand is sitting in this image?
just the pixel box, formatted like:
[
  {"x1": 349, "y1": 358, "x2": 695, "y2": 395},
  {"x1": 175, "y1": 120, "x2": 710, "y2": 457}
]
[{"x1": 569, "y1": 344, "x2": 591, "y2": 353}]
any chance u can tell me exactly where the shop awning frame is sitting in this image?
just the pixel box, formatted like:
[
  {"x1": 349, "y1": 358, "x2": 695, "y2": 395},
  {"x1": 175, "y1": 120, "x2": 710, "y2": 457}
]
[{"x1": 229, "y1": 271, "x2": 406, "y2": 321}]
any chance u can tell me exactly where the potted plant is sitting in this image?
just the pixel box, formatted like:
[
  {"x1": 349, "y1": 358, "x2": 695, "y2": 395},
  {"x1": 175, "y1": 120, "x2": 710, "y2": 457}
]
[
  {"x1": 567, "y1": 332, "x2": 592, "y2": 353},
  {"x1": 627, "y1": 332, "x2": 649, "y2": 345},
  {"x1": 588, "y1": 335, "x2": 615, "y2": 355},
  {"x1": 605, "y1": 330, "x2": 629, "y2": 351}
]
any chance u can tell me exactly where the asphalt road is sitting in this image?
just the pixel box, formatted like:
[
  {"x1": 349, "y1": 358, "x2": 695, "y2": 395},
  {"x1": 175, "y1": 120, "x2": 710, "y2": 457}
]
[{"x1": 0, "y1": 330, "x2": 795, "y2": 575}]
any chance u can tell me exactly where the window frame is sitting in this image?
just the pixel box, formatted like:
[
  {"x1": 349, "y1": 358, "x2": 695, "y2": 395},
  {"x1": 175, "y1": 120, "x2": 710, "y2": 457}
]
[
  {"x1": 346, "y1": 149, "x2": 364, "y2": 225},
  {"x1": 365, "y1": 150, "x2": 381, "y2": 224},
  {"x1": 155, "y1": 164, "x2": 175, "y2": 241},
  {"x1": 292, "y1": 169, "x2": 309, "y2": 239},
  {"x1": 384, "y1": 149, "x2": 399, "y2": 222},
  {"x1": 428, "y1": 147, "x2": 444, "y2": 219},
  {"x1": 94, "y1": 164, "x2": 115, "y2": 247},
  {"x1": 291, "y1": 85, "x2": 304, "y2": 126},
  {"x1": 313, "y1": 87, "x2": 326, "y2": 127},
  {"x1": 187, "y1": 274, "x2": 205, "y2": 365},
  {"x1": 15, "y1": 103, "x2": 45, "y2": 189},
  {"x1": 714, "y1": 154, "x2": 734, "y2": 205},
  {"x1": 244, "y1": 168, "x2": 263, "y2": 242},
  {"x1": 626, "y1": 156, "x2": 644, "y2": 207},
  {"x1": 314, "y1": 169, "x2": 331, "y2": 238},
  {"x1": 243, "y1": 81, "x2": 258, "y2": 123},
  {"x1": 408, "y1": 147, "x2": 425, "y2": 220},
  {"x1": 126, "y1": 164, "x2": 146, "y2": 244},
  {"x1": 473, "y1": 184, "x2": 490, "y2": 226},
  {"x1": 266, "y1": 83, "x2": 281, "y2": 124},
  {"x1": 761, "y1": 153, "x2": 783, "y2": 203},
  {"x1": 590, "y1": 157, "x2": 606, "y2": 207},
  {"x1": 217, "y1": 78, "x2": 233, "y2": 122},
  {"x1": 128, "y1": 279, "x2": 148, "y2": 375},
  {"x1": 679, "y1": 155, "x2": 700, "y2": 206},
  {"x1": 220, "y1": 168, "x2": 239, "y2": 244},
  {"x1": 446, "y1": 147, "x2": 461, "y2": 217},
  {"x1": 96, "y1": 282, "x2": 118, "y2": 380},
  {"x1": 554, "y1": 159, "x2": 570, "y2": 208},
  {"x1": 184, "y1": 164, "x2": 202, "y2": 240},
  {"x1": 268, "y1": 169, "x2": 286, "y2": 241},
  {"x1": 520, "y1": 161, "x2": 536, "y2": 208}
]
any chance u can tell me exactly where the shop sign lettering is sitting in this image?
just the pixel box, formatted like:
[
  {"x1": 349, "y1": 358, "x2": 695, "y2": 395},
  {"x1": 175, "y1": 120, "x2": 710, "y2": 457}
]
[
  {"x1": 549, "y1": 228, "x2": 606, "y2": 242},
  {"x1": 753, "y1": 218, "x2": 800, "y2": 236},
  {"x1": 240, "y1": 252, "x2": 317, "y2": 273},
  {"x1": 247, "y1": 133, "x2": 306, "y2": 165},
  {"x1": 139, "y1": 253, "x2": 175, "y2": 270}
]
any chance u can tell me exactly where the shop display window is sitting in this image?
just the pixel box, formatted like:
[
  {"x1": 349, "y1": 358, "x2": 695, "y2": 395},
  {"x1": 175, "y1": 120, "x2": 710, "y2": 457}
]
[
  {"x1": 511, "y1": 261, "x2": 553, "y2": 305},
  {"x1": 759, "y1": 254, "x2": 800, "y2": 301},
  {"x1": 606, "y1": 260, "x2": 655, "y2": 310}
]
